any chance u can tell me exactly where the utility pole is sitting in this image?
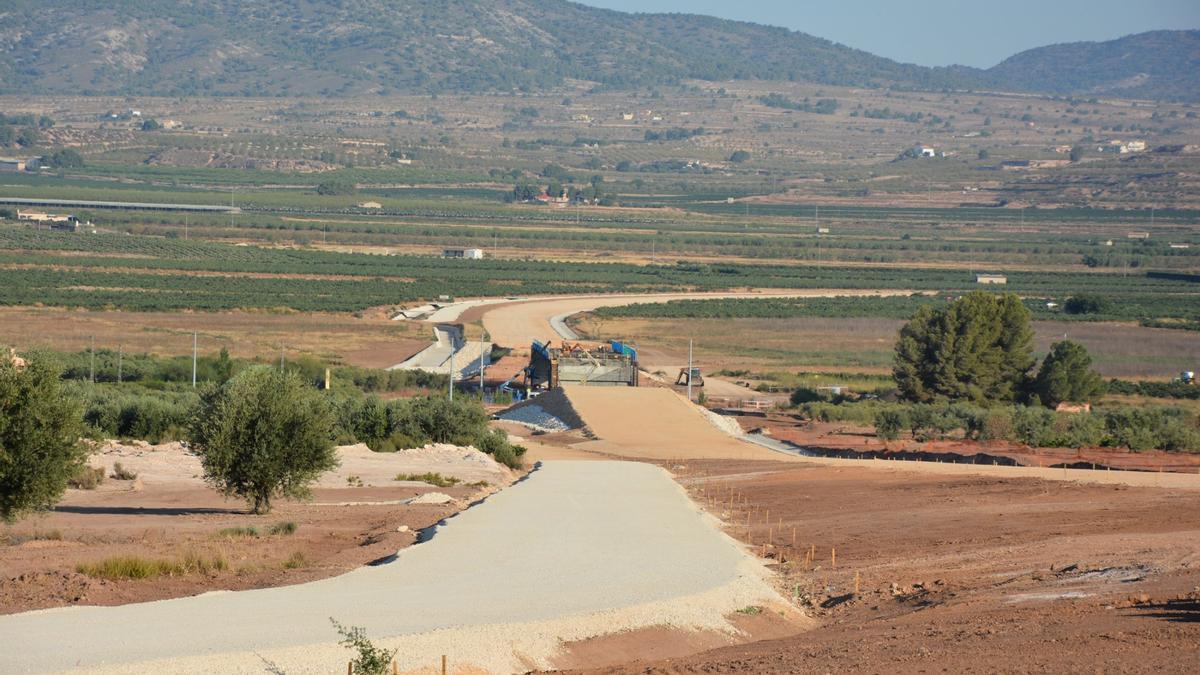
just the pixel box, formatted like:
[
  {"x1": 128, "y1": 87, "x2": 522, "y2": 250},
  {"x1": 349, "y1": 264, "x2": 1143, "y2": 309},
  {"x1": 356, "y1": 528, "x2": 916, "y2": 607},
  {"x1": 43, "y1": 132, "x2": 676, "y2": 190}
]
[
  {"x1": 448, "y1": 349, "x2": 455, "y2": 402},
  {"x1": 117, "y1": 344, "x2": 123, "y2": 384},
  {"x1": 184, "y1": 214, "x2": 188, "y2": 241},
  {"x1": 192, "y1": 332, "x2": 198, "y2": 387},
  {"x1": 479, "y1": 337, "x2": 485, "y2": 393},
  {"x1": 687, "y1": 338, "x2": 693, "y2": 402},
  {"x1": 279, "y1": 343, "x2": 285, "y2": 372},
  {"x1": 89, "y1": 335, "x2": 95, "y2": 383}
]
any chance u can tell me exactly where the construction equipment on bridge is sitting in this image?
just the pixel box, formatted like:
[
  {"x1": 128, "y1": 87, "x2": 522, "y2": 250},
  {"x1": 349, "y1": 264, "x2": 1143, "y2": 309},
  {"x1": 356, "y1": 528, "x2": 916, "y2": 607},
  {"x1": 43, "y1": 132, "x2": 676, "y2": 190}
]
[
  {"x1": 525, "y1": 339, "x2": 638, "y2": 391},
  {"x1": 676, "y1": 366, "x2": 704, "y2": 387}
]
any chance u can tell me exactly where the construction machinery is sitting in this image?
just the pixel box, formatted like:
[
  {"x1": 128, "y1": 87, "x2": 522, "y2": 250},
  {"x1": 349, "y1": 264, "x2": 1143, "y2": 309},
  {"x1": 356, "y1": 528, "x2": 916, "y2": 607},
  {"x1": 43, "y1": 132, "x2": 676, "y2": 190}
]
[{"x1": 675, "y1": 366, "x2": 704, "y2": 387}]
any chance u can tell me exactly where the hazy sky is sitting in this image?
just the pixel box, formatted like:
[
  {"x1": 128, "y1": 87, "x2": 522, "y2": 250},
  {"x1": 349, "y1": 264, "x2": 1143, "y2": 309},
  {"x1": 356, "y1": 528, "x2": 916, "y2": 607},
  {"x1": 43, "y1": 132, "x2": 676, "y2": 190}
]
[{"x1": 579, "y1": 0, "x2": 1200, "y2": 68}]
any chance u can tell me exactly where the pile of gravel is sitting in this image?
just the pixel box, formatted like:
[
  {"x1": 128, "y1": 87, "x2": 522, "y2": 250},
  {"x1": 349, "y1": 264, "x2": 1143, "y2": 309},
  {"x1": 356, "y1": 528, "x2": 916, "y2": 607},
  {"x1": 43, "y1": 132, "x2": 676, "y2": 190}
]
[{"x1": 497, "y1": 388, "x2": 584, "y2": 433}]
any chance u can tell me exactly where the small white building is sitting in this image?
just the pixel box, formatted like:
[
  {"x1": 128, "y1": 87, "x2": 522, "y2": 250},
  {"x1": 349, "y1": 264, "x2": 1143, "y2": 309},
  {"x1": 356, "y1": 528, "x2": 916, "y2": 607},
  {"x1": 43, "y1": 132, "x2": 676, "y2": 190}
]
[
  {"x1": 976, "y1": 274, "x2": 1007, "y2": 285},
  {"x1": 357, "y1": 201, "x2": 382, "y2": 209},
  {"x1": 919, "y1": 146, "x2": 937, "y2": 158},
  {"x1": 443, "y1": 247, "x2": 484, "y2": 260}
]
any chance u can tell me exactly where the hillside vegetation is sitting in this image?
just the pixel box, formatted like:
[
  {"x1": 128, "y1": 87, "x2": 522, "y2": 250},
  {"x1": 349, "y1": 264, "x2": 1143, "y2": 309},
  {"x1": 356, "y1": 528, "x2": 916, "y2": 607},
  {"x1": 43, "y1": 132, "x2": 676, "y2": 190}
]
[{"x1": 0, "y1": 1, "x2": 1195, "y2": 99}]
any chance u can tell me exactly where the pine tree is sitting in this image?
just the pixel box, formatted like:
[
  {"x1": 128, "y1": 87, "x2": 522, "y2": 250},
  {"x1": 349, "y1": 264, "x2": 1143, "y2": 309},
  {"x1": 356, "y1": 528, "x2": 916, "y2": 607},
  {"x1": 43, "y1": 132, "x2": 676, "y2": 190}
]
[{"x1": 894, "y1": 292, "x2": 1034, "y2": 403}]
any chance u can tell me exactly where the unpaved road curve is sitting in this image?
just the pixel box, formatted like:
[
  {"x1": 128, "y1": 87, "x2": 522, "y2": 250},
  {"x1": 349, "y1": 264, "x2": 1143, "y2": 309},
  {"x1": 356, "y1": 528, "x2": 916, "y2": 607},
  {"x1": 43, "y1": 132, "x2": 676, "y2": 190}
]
[
  {"x1": 0, "y1": 461, "x2": 783, "y2": 674},
  {"x1": 473, "y1": 290, "x2": 918, "y2": 349}
]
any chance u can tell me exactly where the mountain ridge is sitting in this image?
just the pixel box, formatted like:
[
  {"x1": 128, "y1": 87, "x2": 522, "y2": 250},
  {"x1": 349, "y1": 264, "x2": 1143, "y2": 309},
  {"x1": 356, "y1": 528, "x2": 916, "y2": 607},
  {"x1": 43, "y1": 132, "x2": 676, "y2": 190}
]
[{"x1": 0, "y1": 1, "x2": 1195, "y2": 100}]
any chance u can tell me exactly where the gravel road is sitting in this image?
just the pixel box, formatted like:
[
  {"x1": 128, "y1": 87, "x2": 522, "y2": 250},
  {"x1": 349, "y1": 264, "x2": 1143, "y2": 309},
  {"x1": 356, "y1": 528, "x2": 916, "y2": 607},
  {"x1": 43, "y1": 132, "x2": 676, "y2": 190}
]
[
  {"x1": 476, "y1": 289, "x2": 918, "y2": 349},
  {"x1": 0, "y1": 461, "x2": 783, "y2": 673}
]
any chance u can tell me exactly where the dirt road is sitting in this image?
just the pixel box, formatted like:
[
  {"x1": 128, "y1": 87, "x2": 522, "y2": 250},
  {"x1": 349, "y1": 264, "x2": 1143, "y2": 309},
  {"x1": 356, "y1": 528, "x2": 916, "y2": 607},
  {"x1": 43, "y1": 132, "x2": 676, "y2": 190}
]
[
  {"x1": 562, "y1": 386, "x2": 780, "y2": 460},
  {"x1": 0, "y1": 461, "x2": 786, "y2": 673},
  {"x1": 469, "y1": 290, "x2": 917, "y2": 349}
]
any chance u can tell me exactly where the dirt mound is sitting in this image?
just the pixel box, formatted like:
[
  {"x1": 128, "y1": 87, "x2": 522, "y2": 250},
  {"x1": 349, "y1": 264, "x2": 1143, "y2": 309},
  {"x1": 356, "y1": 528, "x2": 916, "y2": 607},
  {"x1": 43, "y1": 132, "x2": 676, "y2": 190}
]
[
  {"x1": 320, "y1": 443, "x2": 515, "y2": 488},
  {"x1": 84, "y1": 440, "x2": 513, "y2": 490},
  {"x1": 497, "y1": 388, "x2": 585, "y2": 432}
]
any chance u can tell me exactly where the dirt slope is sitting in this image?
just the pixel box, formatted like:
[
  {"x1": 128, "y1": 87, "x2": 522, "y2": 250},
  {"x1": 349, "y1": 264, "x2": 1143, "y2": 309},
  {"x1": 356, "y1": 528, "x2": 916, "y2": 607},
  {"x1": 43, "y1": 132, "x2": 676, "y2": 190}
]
[{"x1": 562, "y1": 385, "x2": 778, "y2": 460}]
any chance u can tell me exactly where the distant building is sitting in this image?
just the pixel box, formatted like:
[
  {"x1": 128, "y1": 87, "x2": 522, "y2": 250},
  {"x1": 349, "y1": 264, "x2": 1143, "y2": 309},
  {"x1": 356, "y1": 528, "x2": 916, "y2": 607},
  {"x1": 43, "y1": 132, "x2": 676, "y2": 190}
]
[
  {"x1": 976, "y1": 274, "x2": 1007, "y2": 285},
  {"x1": 357, "y1": 201, "x2": 382, "y2": 209},
  {"x1": 0, "y1": 157, "x2": 39, "y2": 172},
  {"x1": 1120, "y1": 140, "x2": 1146, "y2": 153},
  {"x1": 535, "y1": 190, "x2": 569, "y2": 206},
  {"x1": 1170, "y1": 243, "x2": 1191, "y2": 249},
  {"x1": 443, "y1": 247, "x2": 483, "y2": 260},
  {"x1": 1127, "y1": 231, "x2": 1150, "y2": 240},
  {"x1": 18, "y1": 210, "x2": 74, "y2": 223},
  {"x1": 919, "y1": 146, "x2": 937, "y2": 158},
  {"x1": 18, "y1": 211, "x2": 86, "y2": 232},
  {"x1": 620, "y1": 112, "x2": 634, "y2": 121},
  {"x1": 816, "y1": 227, "x2": 830, "y2": 234}
]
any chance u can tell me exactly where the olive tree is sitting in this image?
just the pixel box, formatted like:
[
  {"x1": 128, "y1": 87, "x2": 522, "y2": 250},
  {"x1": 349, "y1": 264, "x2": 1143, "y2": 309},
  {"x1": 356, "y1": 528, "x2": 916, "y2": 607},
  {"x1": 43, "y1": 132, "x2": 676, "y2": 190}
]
[
  {"x1": 0, "y1": 351, "x2": 85, "y2": 522},
  {"x1": 190, "y1": 367, "x2": 337, "y2": 514}
]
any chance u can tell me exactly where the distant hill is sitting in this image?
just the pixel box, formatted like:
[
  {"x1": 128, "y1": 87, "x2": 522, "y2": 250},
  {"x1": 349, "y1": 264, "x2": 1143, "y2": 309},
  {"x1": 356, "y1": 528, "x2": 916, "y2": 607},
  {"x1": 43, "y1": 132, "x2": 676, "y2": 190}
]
[
  {"x1": 985, "y1": 30, "x2": 1200, "y2": 102},
  {"x1": 0, "y1": 1, "x2": 1195, "y2": 100}
]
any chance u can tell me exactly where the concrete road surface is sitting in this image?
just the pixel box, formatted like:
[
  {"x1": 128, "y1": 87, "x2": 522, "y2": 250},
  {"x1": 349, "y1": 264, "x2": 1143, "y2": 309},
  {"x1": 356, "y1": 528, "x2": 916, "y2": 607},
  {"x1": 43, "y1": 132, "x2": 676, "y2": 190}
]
[
  {"x1": 0, "y1": 461, "x2": 781, "y2": 673},
  {"x1": 389, "y1": 324, "x2": 490, "y2": 378}
]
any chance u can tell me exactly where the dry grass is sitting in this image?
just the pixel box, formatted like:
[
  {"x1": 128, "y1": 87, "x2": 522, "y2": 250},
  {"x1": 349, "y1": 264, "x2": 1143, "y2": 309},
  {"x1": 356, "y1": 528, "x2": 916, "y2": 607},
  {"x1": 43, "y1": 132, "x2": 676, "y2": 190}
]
[
  {"x1": 268, "y1": 521, "x2": 298, "y2": 536},
  {"x1": 67, "y1": 466, "x2": 105, "y2": 490},
  {"x1": 394, "y1": 472, "x2": 461, "y2": 487},
  {"x1": 0, "y1": 307, "x2": 428, "y2": 368},
  {"x1": 110, "y1": 462, "x2": 138, "y2": 480},
  {"x1": 75, "y1": 551, "x2": 229, "y2": 580}
]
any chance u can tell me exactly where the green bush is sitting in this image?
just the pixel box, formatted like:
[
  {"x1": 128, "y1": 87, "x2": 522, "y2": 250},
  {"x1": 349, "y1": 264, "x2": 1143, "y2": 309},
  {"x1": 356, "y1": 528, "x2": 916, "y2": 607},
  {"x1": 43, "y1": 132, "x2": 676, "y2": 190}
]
[
  {"x1": 331, "y1": 619, "x2": 397, "y2": 675},
  {"x1": 873, "y1": 409, "x2": 907, "y2": 441},
  {"x1": 1012, "y1": 406, "x2": 1055, "y2": 446}
]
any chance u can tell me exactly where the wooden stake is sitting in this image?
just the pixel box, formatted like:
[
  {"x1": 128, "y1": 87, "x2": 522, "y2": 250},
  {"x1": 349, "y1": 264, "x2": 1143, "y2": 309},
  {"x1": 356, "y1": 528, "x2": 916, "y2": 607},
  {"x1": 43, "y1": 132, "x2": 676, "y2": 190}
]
[
  {"x1": 831, "y1": 547, "x2": 837, "y2": 568},
  {"x1": 792, "y1": 526, "x2": 797, "y2": 548},
  {"x1": 854, "y1": 570, "x2": 860, "y2": 594},
  {"x1": 392, "y1": 660, "x2": 399, "y2": 675},
  {"x1": 442, "y1": 654, "x2": 448, "y2": 675},
  {"x1": 347, "y1": 662, "x2": 353, "y2": 675}
]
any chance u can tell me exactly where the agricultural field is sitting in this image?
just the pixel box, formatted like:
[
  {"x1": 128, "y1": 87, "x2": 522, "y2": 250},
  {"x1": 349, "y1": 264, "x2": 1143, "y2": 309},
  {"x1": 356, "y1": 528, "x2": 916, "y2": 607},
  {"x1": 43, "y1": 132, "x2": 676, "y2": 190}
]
[{"x1": 570, "y1": 314, "x2": 1200, "y2": 381}]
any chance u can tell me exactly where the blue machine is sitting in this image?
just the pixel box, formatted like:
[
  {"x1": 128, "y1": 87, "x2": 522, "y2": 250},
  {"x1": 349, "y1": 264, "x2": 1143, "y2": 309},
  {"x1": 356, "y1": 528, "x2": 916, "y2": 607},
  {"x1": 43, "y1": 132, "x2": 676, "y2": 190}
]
[{"x1": 609, "y1": 340, "x2": 637, "y2": 362}]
